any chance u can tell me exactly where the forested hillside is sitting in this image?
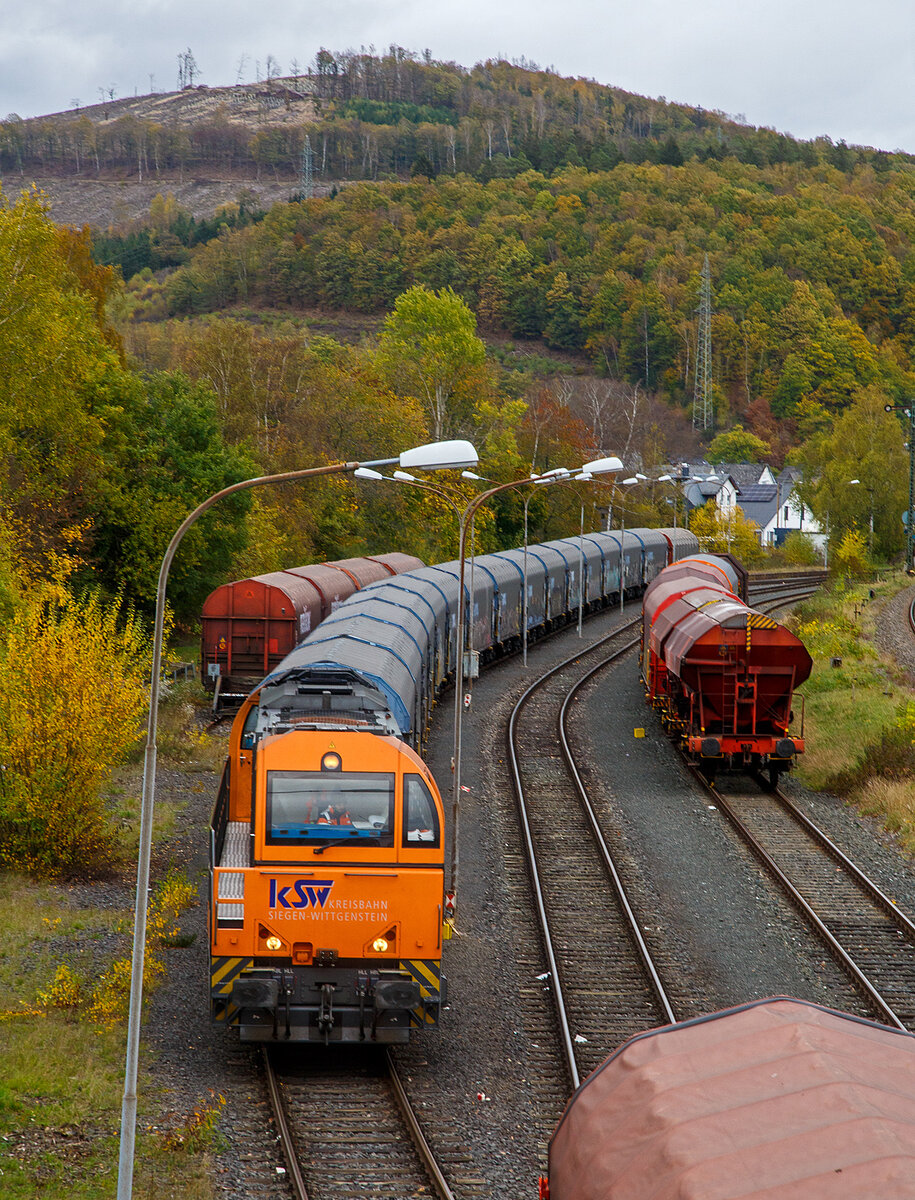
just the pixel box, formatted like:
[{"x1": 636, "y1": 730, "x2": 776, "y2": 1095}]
[
  {"x1": 3, "y1": 50, "x2": 915, "y2": 631},
  {"x1": 144, "y1": 160, "x2": 915, "y2": 434}
]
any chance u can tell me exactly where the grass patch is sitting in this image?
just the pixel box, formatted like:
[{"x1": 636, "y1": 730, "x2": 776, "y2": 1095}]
[
  {"x1": 791, "y1": 572, "x2": 915, "y2": 851},
  {"x1": 0, "y1": 875, "x2": 130, "y2": 1009},
  {"x1": 0, "y1": 835, "x2": 214, "y2": 1196},
  {"x1": 797, "y1": 672, "x2": 902, "y2": 789},
  {"x1": 857, "y1": 777, "x2": 915, "y2": 854},
  {"x1": 0, "y1": 874, "x2": 217, "y2": 1198}
]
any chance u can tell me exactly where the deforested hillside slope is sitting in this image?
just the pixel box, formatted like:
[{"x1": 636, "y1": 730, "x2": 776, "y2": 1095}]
[{"x1": 3, "y1": 47, "x2": 910, "y2": 232}]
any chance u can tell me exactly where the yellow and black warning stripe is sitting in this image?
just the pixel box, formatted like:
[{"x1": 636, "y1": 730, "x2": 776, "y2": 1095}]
[
  {"x1": 211, "y1": 956, "x2": 253, "y2": 996},
  {"x1": 210, "y1": 956, "x2": 254, "y2": 1024},
  {"x1": 747, "y1": 611, "x2": 777, "y2": 629},
  {"x1": 746, "y1": 609, "x2": 777, "y2": 649},
  {"x1": 400, "y1": 958, "x2": 442, "y2": 1026}
]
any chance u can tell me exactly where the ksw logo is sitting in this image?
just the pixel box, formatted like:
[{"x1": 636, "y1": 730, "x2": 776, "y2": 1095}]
[{"x1": 269, "y1": 879, "x2": 334, "y2": 909}]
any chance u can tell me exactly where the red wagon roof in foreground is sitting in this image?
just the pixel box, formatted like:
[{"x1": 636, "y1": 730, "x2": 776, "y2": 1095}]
[{"x1": 548, "y1": 997, "x2": 915, "y2": 1199}]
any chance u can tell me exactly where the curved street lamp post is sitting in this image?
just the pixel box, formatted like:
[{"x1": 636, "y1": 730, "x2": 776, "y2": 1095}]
[{"x1": 116, "y1": 440, "x2": 478, "y2": 1200}]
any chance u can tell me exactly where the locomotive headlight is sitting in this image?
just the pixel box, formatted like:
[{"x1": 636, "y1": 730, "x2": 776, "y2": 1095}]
[
  {"x1": 265, "y1": 935, "x2": 283, "y2": 951},
  {"x1": 322, "y1": 752, "x2": 342, "y2": 771},
  {"x1": 372, "y1": 937, "x2": 389, "y2": 953}
]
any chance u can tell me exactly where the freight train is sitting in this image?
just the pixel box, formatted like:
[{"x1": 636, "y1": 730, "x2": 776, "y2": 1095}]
[
  {"x1": 200, "y1": 553, "x2": 424, "y2": 711},
  {"x1": 210, "y1": 526, "x2": 698, "y2": 1043},
  {"x1": 541, "y1": 997, "x2": 915, "y2": 1199},
  {"x1": 641, "y1": 553, "x2": 812, "y2": 781}
]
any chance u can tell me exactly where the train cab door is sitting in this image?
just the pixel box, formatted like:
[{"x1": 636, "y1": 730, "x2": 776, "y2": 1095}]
[{"x1": 229, "y1": 692, "x2": 260, "y2": 821}]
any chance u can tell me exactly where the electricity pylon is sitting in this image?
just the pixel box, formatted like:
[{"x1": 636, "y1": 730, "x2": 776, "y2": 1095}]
[{"x1": 693, "y1": 253, "x2": 713, "y2": 431}]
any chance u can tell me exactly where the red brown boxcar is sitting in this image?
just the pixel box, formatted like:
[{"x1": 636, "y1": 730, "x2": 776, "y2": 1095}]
[
  {"x1": 201, "y1": 553, "x2": 423, "y2": 708},
  {"x1": 641, "y1": 553, "x2": 811, "y2": 780}
]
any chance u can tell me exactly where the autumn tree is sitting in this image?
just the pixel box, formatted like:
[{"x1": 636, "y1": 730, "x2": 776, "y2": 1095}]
[
  {"x1": 689, "y1": 501, "x2": 767, "y2": 565},
  {"x1": 377, "y1": 285, "x2": 487, "y2": 440},
  {"x1": 0, "y1": 185, "x2": 127, "y2": 570},
  {"x1": 797, "y1": 386, "x2": 907, "y2": 562},
  {"x1": 90, "y1": 371, "x2": 255, "y2": 617},
  {"x1": 707, "y1": 424, "x2": 771, "y2": 464}
]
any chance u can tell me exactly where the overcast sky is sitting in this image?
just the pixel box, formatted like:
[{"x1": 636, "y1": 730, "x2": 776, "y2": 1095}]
[{"x1": 3, "y1": 0, "x2": 914, "y2": 153}]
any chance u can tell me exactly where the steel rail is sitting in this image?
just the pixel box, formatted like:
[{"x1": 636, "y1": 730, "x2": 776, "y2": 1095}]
[
  {"x1": 507, "y1": 615, "x2": 644, "y2": 1091},
  {"x1": 557, "y1": 651, "x2": 677, "y2": 1026},
  {"x1": 262, "y1": 1048, "x2": 310, "y2": 1200},
  {"x1": 770, "y1": 786, "x2": 915, "y2": 941},
  {"x1": 386, "y1": 1050, "x2": 456, "y2": 1200},
  {"x1": 504, "y1": 570, "x2": 822, "y2": 1087},
  {"x1": 703, "y1": 778, "x2": 907, "y2": 1030}
]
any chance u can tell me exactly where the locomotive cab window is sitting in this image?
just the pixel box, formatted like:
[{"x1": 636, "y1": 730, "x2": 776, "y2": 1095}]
[
  {"x1": 265, "y1": 771, "x2": 394, "y2": 846},
  {"x1": 240, "y1": 702, "x2": 259, "y2": 749},
  {"x1": 403, "y1": 774, "x2": 440, "y2": 846}
]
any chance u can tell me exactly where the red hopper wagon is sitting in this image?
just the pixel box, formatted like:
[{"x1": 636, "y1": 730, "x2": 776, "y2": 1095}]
[{"x1": 641, "y1": 554, "x2": 812, "y2": 781}]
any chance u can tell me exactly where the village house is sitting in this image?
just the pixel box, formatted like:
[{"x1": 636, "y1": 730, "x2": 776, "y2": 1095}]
[{"x1": 677, "y1": 462, "x2": 825, "y2": 559}]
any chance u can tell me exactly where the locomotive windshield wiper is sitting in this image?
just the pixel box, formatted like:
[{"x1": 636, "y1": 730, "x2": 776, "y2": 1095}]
[{"x1": 313, "y1": 832, "x2": 383, "y2": 855}]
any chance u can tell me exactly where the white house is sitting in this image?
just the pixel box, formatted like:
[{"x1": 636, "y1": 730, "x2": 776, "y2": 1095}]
[{"x1": 679, "y1": 461, "x2": 825, "y2": 558}]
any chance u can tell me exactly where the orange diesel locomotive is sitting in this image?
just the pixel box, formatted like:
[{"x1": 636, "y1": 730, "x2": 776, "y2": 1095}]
[{"x1": 210, "y1": 674, "x2": 446, "y2": 1044}]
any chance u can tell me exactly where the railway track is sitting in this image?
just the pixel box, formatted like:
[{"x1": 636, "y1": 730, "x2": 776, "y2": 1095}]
[
  {"x1": 264, "y1": 1045, "x2": 455, "y2": 1200},
  {"x1": 670, "y1": 572, "x2": 915, "y2": 1032},
  {"x1": 507, "y1": 615, "x2": 678, "y2": 1091},
  {"x1": 704, "y1": 777, "x2": 915, "y2": 1031},
  {"x1": 505, "y1": 570, "x2": 826, "y2": 1091}
]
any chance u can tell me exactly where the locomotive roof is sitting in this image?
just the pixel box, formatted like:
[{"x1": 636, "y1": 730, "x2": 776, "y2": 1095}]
[{"x1": 549, "y1": 997, "x2": 915, "y2": 1199}]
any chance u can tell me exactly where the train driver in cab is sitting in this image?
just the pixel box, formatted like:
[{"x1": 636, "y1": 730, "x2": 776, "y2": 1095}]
[{"x1": 318, "y1": 802, "x2": 352, "y2": 826}]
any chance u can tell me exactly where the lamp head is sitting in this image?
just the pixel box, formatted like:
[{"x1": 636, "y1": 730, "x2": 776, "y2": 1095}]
[
  {"x1": 399, "y1": 439, "x2": 479, "y2": 471},
  {"x1": 581, "y1": 455, "x2": 623, "y2": 476},
  {"x1": 354, "y1": 467, "x2": 384, "y2": 480},
  {"x1": 393, "y1": 470, "x2": 417, "y2": 482}
]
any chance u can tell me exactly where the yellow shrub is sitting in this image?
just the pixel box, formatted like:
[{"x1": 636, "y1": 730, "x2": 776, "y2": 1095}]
[
  {"x1": 36, "y1": 963, "x2": 84, "y2": 1011},
  {"x1": 0, "y1": 585, "x2": 151, "y2": 876},
  {"x1": 147, "y1": 868, "x2": 198, "y2": 946},
  {"x1": 86, "y1": 870, "x2": 197, "y2": 1026},
  {"x1": 162, "y1": 1091, "x2": 227, "y2": 1152}
]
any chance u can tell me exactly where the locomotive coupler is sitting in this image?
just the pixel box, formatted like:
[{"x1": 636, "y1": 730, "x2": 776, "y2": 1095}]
[{"x1": 318, "y1": 982, "x2": 336, "y2": 1043}]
